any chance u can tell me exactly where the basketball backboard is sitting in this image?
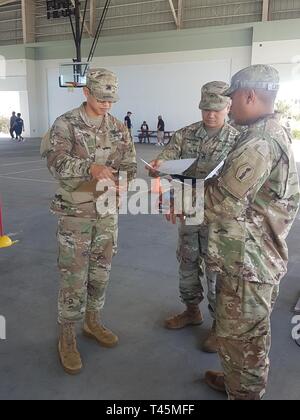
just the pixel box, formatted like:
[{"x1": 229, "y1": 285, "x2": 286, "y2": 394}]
[{"x1": 59, "y1": 62, "x2": 90, "y2": 88}]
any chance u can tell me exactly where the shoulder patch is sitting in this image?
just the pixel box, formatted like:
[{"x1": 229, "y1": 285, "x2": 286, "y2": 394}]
[
  {"x1": 236, "y1": 163, "x2": 254, "y2": 182},
  {"x1": 219, "y1": 144, "x2": 270, "y2": 200}
]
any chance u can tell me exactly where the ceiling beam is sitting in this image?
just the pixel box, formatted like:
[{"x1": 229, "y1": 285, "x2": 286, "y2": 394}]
[
  {"x1": 177, "y1": 0, "x2": 183, "y2": 29},
  {"x1": 168, "y1": 0, "x2": 184, "y2": 29},
  {"x1": 90, "y1": 0, "x2": 97, "y2": 37},
  {"x1": 168, "y1": 0, "x2": 178, "y2": 28},
  {"x1": 0, "y1": 0, "x2": 17, "y2": 5},
  {"x1": 21, "y1": 0, "x2": 35, "y2": 43},
  {"x1": 70, "y1": 0, "x2": 92, "y2": 36},
  {"x1": 262, "y1": 0, "x2": 270, "y2": 21}
]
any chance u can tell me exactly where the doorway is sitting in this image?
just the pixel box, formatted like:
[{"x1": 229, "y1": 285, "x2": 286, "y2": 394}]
[{"x1": 0, "y1": 91, "x2": 20, "y2": 137}]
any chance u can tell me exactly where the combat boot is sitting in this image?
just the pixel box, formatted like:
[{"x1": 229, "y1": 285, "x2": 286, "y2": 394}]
[
  {"x1": 58, "y1": 322, "x2": 82, "y2": 375},
  {"x1": 83, "y1": 311, "x2": 119, "y2": 348},
  {"x1": 164, "y1": 304, "x2": 204, "y2": 329},
  {"x1": 202, "y1": 321, "x2": 218, "y2": 353},
  {"x1": 204, "y1": 371, "x2": 227, "y2": 394}
]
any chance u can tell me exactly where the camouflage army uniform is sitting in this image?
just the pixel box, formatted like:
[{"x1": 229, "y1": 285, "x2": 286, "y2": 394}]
[
  {"x1": 157, "y1": 118, "x2": 239, "y2": 313},
  {"x1": 46, "y1": 102, "x2": 136, "y2": 324},
  {"x1": 204, "y1": 66, "x2": 300, "y2": 399}
]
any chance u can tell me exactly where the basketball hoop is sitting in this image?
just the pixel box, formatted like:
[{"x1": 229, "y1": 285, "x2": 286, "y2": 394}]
[
  {"x1": 59, "y1": 62, "x2": 89, "y2": 88},
  {"x1": 45, "y1": 0, "x2": 112, "y2": 88}
]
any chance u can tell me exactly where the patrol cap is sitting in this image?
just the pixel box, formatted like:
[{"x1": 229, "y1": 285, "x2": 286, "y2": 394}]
[
  {"x1": 199, "y1": 81, "x2": 231, "y2": 111},
  {"x1": 226, "y1": 64, "x2": 280, "y2": 96},
  {"x1": 86, "y1": 68, "x2": 119, "y2": 102}
]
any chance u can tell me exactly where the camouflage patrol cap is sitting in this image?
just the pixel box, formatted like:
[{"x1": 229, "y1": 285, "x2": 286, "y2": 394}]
[
  {"x1": 86, "y1": 68, "x2": 119, "y2": 102},
  {"x1": 199, "y1": 81, "x2": 231, "y2": 111},
  {"x1": 226, "y1": 64, "x2": 280, "y2": 96}
]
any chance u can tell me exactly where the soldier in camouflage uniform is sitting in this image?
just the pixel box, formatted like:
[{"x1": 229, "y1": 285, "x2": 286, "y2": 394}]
[
  {"x1": 148, "y1": 82, "x2": 240, "y2": 352},
  {"x1": 44, "y1": 69, "x2": 137, "y2": 375},
  {"x1": 202, "y1": 65, "x2": 300, "y2": 399}
]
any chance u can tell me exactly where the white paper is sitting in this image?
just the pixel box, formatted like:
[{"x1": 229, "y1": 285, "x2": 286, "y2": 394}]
[
  {"x1": 141, "y1": 158, "x2": 197, "y2": 176},
  {"x1": 142, "y1": 157, "x2": 225, "y2": 180},
  {"x1": 141, "y1": 158, "x2": 156, "y2": 171},
  {"x1": 158, "y1": 158, "x2": 197, "y2": 175},
  {"x1": 205, "y1": 160, "x2": 225, "y2": 180}
]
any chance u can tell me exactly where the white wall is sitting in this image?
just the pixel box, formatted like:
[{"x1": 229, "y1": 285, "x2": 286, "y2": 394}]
[
  {"x1": 0, "y1": 58, "x2": 27, "y2": 91},
  {"x1": 252, "y1": 39, "x2": 300, "y2": 82},
  {"x1": 36, "y1": 45, "x2": 251, "y2": 137},
  {"x1": 251, "y1": 39, "x2": 300, "y2": 103},
  {"x1": 107, "y1": 59, "x2": 232, "y2": 134}
]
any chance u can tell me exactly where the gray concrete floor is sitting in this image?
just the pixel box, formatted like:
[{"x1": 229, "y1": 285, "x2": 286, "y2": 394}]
[{"x1": 0, "y1": 137, "x2": 299, "y2": 400}]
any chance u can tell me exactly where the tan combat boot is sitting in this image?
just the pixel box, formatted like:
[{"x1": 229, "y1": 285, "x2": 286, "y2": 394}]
[
  {"x1": 204, "y1": 371, "x2": 227, "y2": 394},
  {"x1": 164, "y1": 304, "x2": 204, "y2": 329},
  {"x1": 202, "y1": 321, "x2": 218, "y2": 353},
  {"x1": 83, "y1": 311, "x2": 119, "y2": 348},
  {"x1": 58, "y1": 322, "x2": 82, "y2": 375}
]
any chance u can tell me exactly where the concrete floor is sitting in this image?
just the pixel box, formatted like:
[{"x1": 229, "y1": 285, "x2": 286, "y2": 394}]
[{"x1": 0, "y1": 137, "x2": 299, "y2": 400}]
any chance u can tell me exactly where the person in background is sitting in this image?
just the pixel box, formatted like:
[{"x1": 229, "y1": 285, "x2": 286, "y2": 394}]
[
  {"x1": 124, "y1": 111, "x2": 133, "y2": 139},
  {"x1": 140, "y1": 121, "x2": 150, "y2": 144},
  {"x1": 10, "y1": 111, "x2": 17, "y2": 139},
  {"x1": 157, "y1": 115, "x2": 165, "y2": 146},
  {"x1": 14, "y1": 113, "x2": 24, "y2": 141}
]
